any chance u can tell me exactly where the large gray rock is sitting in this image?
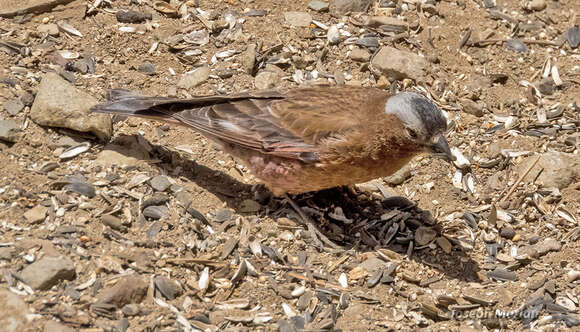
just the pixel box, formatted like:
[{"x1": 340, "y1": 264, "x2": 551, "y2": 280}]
[
  {"x1": 371, "y1": 47, "x2": 430, "y2": 82},
  {"x1": 517, "y1": 152, "x2": 580, "y2": 190},
  {"x1": 0, "y1": 290, "x2": 31, "y2": 332},
  {"x1": 20, "y1": 256, "x2": 76, "y2": 290},
  {"x1": 30, "y1": 72, "x2": 112, "y2": 140},
  {"x1": 332, "y1": 0, "x2": 373, "y2": 15}
]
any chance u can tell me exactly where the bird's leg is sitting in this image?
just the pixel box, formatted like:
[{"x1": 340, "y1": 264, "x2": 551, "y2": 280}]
[{"x1": 283, "y1": 194, "x2": 344, "y2": 251}]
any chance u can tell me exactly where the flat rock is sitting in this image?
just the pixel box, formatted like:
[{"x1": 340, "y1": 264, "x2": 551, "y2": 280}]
[
  {"x1": 44, "y1": 321, "x2": 75, "y2": 332},
  {"x1": 308, "y1": 1, "x2": 329, "y2": 12},
  {"x1": 150, "y1": 175, "x2": 171, "y2": 192},
  {"x1": 0, "y1": 290, "x2": 31, "y2": 332},
  {"x1": 241, "y1": 44, "x2": 257, "y2": 74},
  {"x1": 460, "y1": 98, "x2": 484, "y2": 117},
  {"x1": 357, "y1": 257, "x2": 385, "y2": 273},
  {"x1": 350, "y1": 47, "x2": 370, "y2": 62},
  {"x1": 372, "y1": 46, "x2": 429, "y2": 82},
  {"x1": 3, "y1": 99, "x2": 25, "y2": 115},
  {"x1": 95, "y1": 136, "x2": 150, "y2": 168},
  {"x1": 517, "y1": 152, "x2": 580, "y2": 189},
  {"x1": 255, "y1": 70, "x2": 279, "y2": 90},
  {"x1": 178, "y1": 66, "x2": 210, "y2": 89},
  {"x1": 30, "y1": 72, "x2": 112, "y2": 140},
  {"x1": 96, "y1": 275, "x2": 148, "y2": 308},
  {"x1": 20, "y1": 256, "x2": 75, "y2": 290},
  {"x1": 0, "y1": 119, "x2": 21, "y2": 143},
  {"x1": 284, "y1": 11, "x2": 312, "y2": 27},
  {"x1": 0, "y1": 246, "x2": 17, "y2": 260},
  {"x1": 332, "y1": 0, "x2": 373, "y2": 15},
  {"x1": 23, "y1": 205, "x2": 48, "y2": 223},
  {"x1": 37, "y1": 23, "x2": 59, "y2": 36},
  {"x1": 0, "y1": 0, "x2": 75, "y2": 18}
]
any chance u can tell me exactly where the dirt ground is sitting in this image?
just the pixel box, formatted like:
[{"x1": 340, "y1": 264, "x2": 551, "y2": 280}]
[{"x1": 1, "y1": 0, "x2": 580, "y2": 331}]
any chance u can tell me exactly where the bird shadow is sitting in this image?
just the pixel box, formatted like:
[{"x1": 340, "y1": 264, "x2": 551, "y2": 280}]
[{"x1": 129, "y1": 134, "x2": 481, "y2": 284}]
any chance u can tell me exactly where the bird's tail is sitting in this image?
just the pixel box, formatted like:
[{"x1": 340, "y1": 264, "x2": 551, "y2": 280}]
[{"x1": 91, "y1": 89, "x2": 186, "y2": 122}]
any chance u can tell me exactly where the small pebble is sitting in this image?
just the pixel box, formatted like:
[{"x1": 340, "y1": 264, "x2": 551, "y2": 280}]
[{"x1": 500, "y1": 226, "x2": 516, "y2": 239}]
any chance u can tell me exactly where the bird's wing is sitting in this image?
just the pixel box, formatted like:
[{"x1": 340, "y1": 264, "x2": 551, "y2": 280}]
[{"x1": 92, "y1": 86, "x2": 390, "y2": 163}]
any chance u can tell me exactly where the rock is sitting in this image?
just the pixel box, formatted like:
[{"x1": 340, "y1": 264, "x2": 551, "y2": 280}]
[
  {"x1": 238, "y1": 199, "x2": 261, "y2": 213},
  {"x1": 95, "y1": 136, "x2": 150, "y2": 168},
  {"x1": 20, "y1": 256, "x2": 75, "y2": 290},
  {"x1": 70, "y1": 59, "x2": 89, "y2": 74},
  {"x1": 415, "y1": 227, "x2": 437, "y2": 246},
  {"x1": 215, "y1": 208, "x2": 233, "y2": 223},
  {"x1": 154, "y1": 276, "x2": 183, "y2": 300},
  {"x1": 383, "y1": 163, "x2": 411, "y2": 185},
  {"x1": 364, "y1": 16, "x2": 407, "y2": 29},
  {"x1": 101, "y1": 215, "x2": 124, "y2": 232},
  {"x1": 0, "y1": 119, "x2": 21, "y2": 143},
  {"x1": 37, "y1": 23, "x2": 59, "y2": 36},
  {"x1": 138, "y1": 62, "x2": 156, "y2": 75},
  {"x1": 150, "y1": 175, "x2": 171, "y2": 192},
  {"x1": 255, "y1": 70, "x2": 279, "y2": 90},
  {"x1": 538, "y1": 77, "x2": 555, "y2": 95},
  {"x1": 0, "y1": 0, "x2": 75, "y2": 18},
  {"x1": 116, "y1": 10, "x2": 152, "y2": 23},
  {"x1": 284, "y1": 11, "x2": 312, "y2": 27},
  {"x1": 96, "y1": 275, "x2": 148, "y2": 308},
  {"x1": 23, "y1": 205, "x2": 48, "y2": 223},
  {"x1": 567, "y1": 26, "x2": 580, "y2": 49},
  {"x1": 175, "y1": 191, "x2": 192, "y2": 207},
  {"x1": 349, "y1": 47, "x2": 370, "y2": 62},
  {"x1": 20, "y1": 92, "x2": 35, "y2": 106},
  {"x1": 30, "y1": 72, "x2": 112, "y2": 140},
  {"x1": 0, "y1": 246, "x2": 16, "y2": 260},
  {"x1": 527, "y1": 0, "x2": 546, "y2": 11},
  {"x1": 3, "y1": 99, "x2": 24, "y2": 115},
  {"x1": 520, "y1": 238, "x2": 562, "y2": 258},
  {"x1": 122, "y1": 304, "x2": 141, "y2": 316},
  {"x1": 357, "y1": 257, "x2": 385, "y2": 274},
  {"x1": 308, "y1": 1, "x2": 329, "y2": 12},
  {"x1": 143, "y1": 205, "x2": 170, "y2": 219},
  {"x1": 436, "y1": 237, "x2": 452, "y2": 253},
  {"x1": 500, "y1": 226, "x2": 515, "y2": 239},
  {"x1": 0, "y1": 289, "x2": 31, "y2": 332},
  {"x1": 517, "y1": 152, "x2": 580, "y2": 190},
  {"x1": 332, "y1": 0, "x2": 373, "y2": 15},
  {"x1": 142, "y1": 193, "x2": 169, "y2": 209},
  {"x1": 44, "y1": 321, "x2": 75, "y2": 332},
  {"x1": 371, "y1": 47, "x2": 429, "y2": 82},
  {"x1": 177, "y1": 66, "x2": 210, "y2": 89},
  {"x1": 240, "y1": 44, "x2": 257, "y2": 74},
  {"x1": 460, "y1": 98, "x2": 484, "y2": 117}
]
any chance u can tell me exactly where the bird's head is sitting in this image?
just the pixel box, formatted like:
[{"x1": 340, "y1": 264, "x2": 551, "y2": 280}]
[{"x1": 385, "y1": 92, "x2": 455, "y2": 161}]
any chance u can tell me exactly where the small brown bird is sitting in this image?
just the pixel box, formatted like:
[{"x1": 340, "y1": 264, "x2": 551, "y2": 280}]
[{"x1": 92, "y1": 86, "x2": 454, "y2": 196}]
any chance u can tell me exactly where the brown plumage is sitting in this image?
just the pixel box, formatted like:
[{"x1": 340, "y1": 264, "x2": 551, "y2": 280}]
[{"x1": 92, "y1": 86, "x2": 454, "y2": 195}]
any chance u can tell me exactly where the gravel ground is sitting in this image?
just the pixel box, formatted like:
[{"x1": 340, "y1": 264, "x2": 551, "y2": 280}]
[{"x1": 1, "y1": 0, "x2": 580, "y2": 331}]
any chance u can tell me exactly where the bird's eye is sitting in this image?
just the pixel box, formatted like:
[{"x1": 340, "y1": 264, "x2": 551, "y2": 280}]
[{"x1": 407, "y1": 129, "x2": 418, "y2": 139}]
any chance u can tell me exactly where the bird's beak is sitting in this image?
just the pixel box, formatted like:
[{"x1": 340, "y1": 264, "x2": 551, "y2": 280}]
[{"x1": 426, "y1": 134, "x2": 455, "y2": 161}]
